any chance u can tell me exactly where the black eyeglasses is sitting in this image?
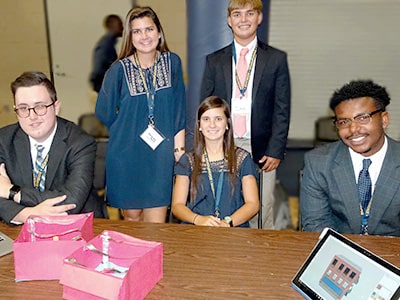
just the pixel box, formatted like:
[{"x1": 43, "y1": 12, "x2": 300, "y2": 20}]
[
  {"x1": 14, "y1": 102, "x2": 55, "y2": 118},
  {"x1": 333, "y1": 109, "x2": 383, "y2": 129}
]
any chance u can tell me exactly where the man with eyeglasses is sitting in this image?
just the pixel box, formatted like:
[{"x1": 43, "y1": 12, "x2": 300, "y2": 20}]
[
  {"x1": 0, "y1": 71, "x2": 105, "y2": 224},
  {"x1": 300, "y1": 80, "x2": 400, "y2": 236}
]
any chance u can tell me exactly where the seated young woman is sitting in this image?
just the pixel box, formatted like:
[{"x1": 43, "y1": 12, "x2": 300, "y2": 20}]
[{"x1": 172, "y1": 96, "x2": 259, "y2": 227}]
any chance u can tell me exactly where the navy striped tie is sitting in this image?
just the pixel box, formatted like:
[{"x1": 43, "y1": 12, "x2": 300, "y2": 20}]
[{"x1": 34, "y1": 144, "x2": 46, "y2": 192}]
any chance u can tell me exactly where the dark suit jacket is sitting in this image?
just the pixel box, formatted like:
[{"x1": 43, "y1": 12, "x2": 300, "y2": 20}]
[
  {"x1": 200, "y1": 41, "x2": 291, "y2": 162},
  {"x1": 0, "y1": 117, "x2": 106, "y2": 223},
  {"x1": 300, "y1": 137, "x2": 400, "y2": 236}
]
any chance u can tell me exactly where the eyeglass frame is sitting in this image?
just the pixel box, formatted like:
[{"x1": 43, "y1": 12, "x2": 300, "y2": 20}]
[
  {"x1": 14, "y1": 102, "x2": 56, "y2": 118},
  {"x1": 333, "y1": 108, "x2": 384, "y2": 129}
]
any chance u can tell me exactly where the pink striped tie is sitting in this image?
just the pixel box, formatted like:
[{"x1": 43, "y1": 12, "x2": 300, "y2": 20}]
[
  {"x1": 236, "y1": 47, "x2": 249, "y2": 98},
  {"x1": 234, "y1": 47, "x2": 249, "y2": 137}
]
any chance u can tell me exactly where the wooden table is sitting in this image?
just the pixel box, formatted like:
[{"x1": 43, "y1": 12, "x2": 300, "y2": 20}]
[{"x1": 1, "y1": 219, "x2": 400, "y2": 299}]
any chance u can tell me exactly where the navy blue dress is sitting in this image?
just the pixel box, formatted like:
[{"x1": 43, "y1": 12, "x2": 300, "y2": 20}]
[
  {"x1": 174, "y1": 147, "x2": 257, "y2": 227},
  {"x1": 96, "y1": 52, "x2": 186, "y2": 209}
]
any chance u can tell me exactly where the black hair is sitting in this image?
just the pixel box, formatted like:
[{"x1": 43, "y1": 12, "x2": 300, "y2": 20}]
[
  {"x1": 329, "y1": 80, "x2": 390, "y2": 111},
  {"x1": 104, "y1": 14, "x2": 122, "y2": 28}
]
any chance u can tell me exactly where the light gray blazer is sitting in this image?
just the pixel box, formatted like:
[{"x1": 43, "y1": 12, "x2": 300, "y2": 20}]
[{"x1": 300, "y1": 136, "x2": 400, "y2": 236}]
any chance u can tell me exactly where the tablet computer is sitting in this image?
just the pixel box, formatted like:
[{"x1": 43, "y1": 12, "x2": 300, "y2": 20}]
[
  {"x1": 0, "y1": 231, "x2": 13, "y2": 257},
  {"x1": 292, "y1": 228, "x2": 400, "y2": 300}
]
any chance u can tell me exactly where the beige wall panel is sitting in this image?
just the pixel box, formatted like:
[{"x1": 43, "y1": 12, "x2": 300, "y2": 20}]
[{"x1": 0, "y1": 0, "x2": 49, "y2": 126}]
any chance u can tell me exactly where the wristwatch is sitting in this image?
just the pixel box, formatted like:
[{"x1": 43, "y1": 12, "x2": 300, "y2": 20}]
[
  {"x1": 224, "y1": 216, "x2": 234, "y2": 227},
  {"x1": 8, "y1": 185, "x2": 21, "y2": 200}
]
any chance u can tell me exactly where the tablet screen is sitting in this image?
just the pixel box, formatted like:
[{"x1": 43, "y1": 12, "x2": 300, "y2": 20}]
[
  {"x1": 292, "y1": 228, "x2": 400, "y2": 300},
  {"x1": 0, "y1": 231, "x2": 13, "y2": 257}
]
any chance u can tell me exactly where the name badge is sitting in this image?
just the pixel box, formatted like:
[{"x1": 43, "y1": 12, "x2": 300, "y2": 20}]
[
  {"x1": 232, "y1": 97, "x2": 251, "y2": 114},
  {"x1": 140, "y1": 125, "x2": 165, "y2": 150}
]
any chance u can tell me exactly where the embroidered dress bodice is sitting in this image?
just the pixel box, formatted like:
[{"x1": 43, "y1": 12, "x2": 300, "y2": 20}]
[{"x1": 120, "y1": 52, "x2": 172, "y2": 97}]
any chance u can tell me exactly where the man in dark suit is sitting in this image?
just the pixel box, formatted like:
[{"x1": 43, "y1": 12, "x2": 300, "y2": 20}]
[
  {"x1": 300, "y1": 80, "x2": 400, "y2": 236},
  {"x1": 200, "y1": 0, "x2": 291, "y2": 228},
  {"x1": 0, "y1": 71, "x2": 105, "y2": 224}
]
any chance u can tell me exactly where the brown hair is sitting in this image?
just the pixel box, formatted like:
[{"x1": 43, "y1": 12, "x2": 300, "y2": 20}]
[
  {"x1": 118, "y1": 6, "x2": 169, "y2": 59},
  {"x1": 10, "y1": 71, "x2": 57, "y2": 104}
]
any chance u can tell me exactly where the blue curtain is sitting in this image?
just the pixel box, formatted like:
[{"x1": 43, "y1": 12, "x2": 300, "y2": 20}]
[{"x1": 185, "y1": 0, "x2": 270, "y2": 149}]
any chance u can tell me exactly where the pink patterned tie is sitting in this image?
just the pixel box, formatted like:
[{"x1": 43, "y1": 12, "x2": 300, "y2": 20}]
[{"x1": 234, "y1": 47, "x2": 249, "y2": 137}]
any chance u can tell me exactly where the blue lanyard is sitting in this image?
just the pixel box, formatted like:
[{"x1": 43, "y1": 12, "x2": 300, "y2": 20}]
[
  {"x1": 204, "y1": 150, "x2": 224, "y2": 218},
  {"x1": 134, "y1": 52, "x2": 158, "y2": 126},
  {"x1": 359, "y1": 196, "x2": 374, "y2": 235}
]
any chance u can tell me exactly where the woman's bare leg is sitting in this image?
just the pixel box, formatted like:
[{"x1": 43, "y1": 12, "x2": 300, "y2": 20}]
[
  {"x1": 143, "y1": 206, "x2": 168, "y2": 223},
  {"x1": 121, "y1": 209, "x2": 143, "y2": 221}
]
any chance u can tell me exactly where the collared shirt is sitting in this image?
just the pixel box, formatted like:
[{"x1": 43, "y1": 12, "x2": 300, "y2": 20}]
[
  {"x1": 29, "y1": 123, "x2": 58, "y2": 168},
  {"x1": 349, "y1": 136, "x2": 388, "y2": 195},
  {"x1": 231, "y1": 37, "x2": 257, "y2": 139}
]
